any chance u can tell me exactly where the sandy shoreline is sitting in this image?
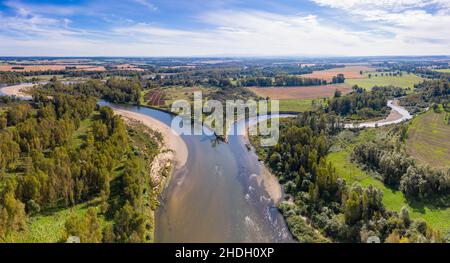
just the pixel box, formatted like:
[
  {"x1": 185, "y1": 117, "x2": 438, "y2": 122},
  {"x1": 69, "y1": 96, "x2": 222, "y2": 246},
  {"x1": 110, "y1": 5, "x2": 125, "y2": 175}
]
[
  {"x1": 0, "y1": 83, "x2": 35, "y2": 99},
  {"x1": 113, "y1": 108, "x2": 188, "y2": 169},
  {"x1": 257, "y1": 164, "x2": 283, "y2": 204},
  {"x1": 244, "y1": 121, "x2": 284, "y2": 204}
]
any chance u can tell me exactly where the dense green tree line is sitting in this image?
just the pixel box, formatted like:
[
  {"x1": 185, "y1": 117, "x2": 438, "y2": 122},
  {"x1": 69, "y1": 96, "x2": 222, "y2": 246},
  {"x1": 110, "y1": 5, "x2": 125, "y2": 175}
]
[
  {"x1": 63, "y1": 121, "x2": 162, "y2": 243},
  {"x1": 327, "y1": 86, "x2": 406, "y2": 119},
  {"x1": 39, "y1": 78, "x2": 142, "y2": 104},
  {"x1": 331, "y1": 74, "x2": 345, "y2": 84},
  {"x1": 0, "y1": 73, "x2": 25, "y2": 85},
  {"x1": 401, "y1": 79, "x2": 450, "y2": 114},
  {"x1": 241, "y1": 76, "x2": 327, "y2": 87},
  {"x1": 353, "y1": 143, "x2": 450, "y2": 202}
]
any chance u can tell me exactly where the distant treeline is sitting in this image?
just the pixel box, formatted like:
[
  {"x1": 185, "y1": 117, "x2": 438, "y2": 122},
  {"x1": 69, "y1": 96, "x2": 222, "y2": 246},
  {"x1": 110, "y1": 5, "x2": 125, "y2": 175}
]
[
  {"x1": 39, "y1": 78, "x2": 142, "y2": 105},
  {"x1": 241, "y1": 76, "x2": 328, "y2": 87},
  {"x1": 0, "y1": 72, "x2": 26, "y2": 85}
]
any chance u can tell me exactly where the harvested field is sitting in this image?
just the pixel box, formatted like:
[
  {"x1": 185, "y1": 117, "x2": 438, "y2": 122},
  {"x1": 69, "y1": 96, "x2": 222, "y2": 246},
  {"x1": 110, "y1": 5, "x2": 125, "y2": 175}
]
[
  {"x1": 301, "y1": 65, "x2": 373, "y2": 82},
  {"x1": 406, "y1": 108, "x2": 450, "y2": 168},
  {"x1": 0, "y1": 65, "x2": 106, "y2": 72},
  {"x1": 248, "y1": 84, "x2": 352, "y2": 100},
  {"x1": 144, "y1": 90, "x2": 167, "y2": 106},
  {"x1": 116, "y1": 64, "x2": 144, "y2": 71}
]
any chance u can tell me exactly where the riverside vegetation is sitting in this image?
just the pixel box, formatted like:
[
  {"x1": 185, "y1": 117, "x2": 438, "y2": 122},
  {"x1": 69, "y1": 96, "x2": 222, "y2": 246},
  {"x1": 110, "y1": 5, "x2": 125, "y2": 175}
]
[{"x1": 0, "y1": 93, "x2": 165, "y2": 242}]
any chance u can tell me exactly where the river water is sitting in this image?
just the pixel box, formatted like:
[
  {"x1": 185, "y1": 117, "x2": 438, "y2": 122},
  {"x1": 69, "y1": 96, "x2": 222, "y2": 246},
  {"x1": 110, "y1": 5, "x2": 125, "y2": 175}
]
[{"x1": 99, "y1": 102, "x2": 294, "y2": 243}]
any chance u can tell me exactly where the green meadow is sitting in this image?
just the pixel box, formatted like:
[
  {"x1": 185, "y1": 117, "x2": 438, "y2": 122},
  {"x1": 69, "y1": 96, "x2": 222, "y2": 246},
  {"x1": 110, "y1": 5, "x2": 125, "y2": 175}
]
[{"x1": 346, "y1": 72, "x2": 423, "y2": 90}]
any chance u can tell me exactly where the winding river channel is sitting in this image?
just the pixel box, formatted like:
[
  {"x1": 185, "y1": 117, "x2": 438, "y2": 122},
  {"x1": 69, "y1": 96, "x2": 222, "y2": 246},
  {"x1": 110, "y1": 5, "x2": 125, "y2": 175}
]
[
  {"x1": 1, "y1": 83, "x2": 413, "y2": 242},
  {"x1": 100, "y1": 103, "x2": 294, "y2": 242}
]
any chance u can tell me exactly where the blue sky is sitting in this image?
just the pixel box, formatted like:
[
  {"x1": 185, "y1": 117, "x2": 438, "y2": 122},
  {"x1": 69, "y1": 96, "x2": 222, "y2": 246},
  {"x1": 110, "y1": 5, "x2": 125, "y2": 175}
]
[{"x1": 1, "y1": 0, "x2": 450, "y2": 56}]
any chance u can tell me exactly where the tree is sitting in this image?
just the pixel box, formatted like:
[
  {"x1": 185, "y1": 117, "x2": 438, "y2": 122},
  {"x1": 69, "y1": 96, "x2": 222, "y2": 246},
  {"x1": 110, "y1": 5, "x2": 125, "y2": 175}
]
[
  {"x1": 64, "y1": 208, "x2": 102, "y2": 243},
  {"x1": 113, "y1": 202, "x2": 147, "y2": 243},
  {"x1": 400, "y1": 206, "x2": 410, "y2": 227},
  {"x1": 0, "y1": 179, "x2": 27, "y2": 239},
  {"x1": 334, "y1": 89, "x2": 342, "y2": 98}
]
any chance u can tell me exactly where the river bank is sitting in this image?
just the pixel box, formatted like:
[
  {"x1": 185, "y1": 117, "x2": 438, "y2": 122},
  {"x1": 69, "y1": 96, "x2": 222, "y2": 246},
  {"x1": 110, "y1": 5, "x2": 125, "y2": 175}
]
[
  {"x1": 344, "y1": 99, "x2": 412, "y2": 128},
  {"x1": 0, "y1": 83, "x2": 35, "y2": 99},
  {"x1": 113, "y1": 108, "x2": 188, "y2": 169}
]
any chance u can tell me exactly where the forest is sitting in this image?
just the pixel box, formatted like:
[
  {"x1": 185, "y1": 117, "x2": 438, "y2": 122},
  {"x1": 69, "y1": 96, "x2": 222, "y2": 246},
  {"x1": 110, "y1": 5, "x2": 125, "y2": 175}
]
[
  {"x1": 39, "y1": 78, "x2": 142, "y2": 105},
  {"x1": 327, "y1": 86, "x2": 406, "y2": 119},
  {"x1": 0, "y1": 94, "x2": 161, "y2": 242}
]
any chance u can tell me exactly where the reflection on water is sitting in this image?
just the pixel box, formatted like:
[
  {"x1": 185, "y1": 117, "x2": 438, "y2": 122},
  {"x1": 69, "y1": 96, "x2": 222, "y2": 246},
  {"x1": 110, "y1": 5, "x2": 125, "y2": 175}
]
[{"x1": 92, "y1": 101, "x2": 293, "y2": 242}]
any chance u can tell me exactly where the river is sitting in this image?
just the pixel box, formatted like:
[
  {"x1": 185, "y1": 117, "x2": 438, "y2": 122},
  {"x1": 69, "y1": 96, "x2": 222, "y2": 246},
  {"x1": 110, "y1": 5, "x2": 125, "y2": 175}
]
[
  {"x1": 100, "y1": 102, "x2": 294, "y2": 242},
  {"x1": 1, "y1": 83, "x2": 413, "y2": 242}
]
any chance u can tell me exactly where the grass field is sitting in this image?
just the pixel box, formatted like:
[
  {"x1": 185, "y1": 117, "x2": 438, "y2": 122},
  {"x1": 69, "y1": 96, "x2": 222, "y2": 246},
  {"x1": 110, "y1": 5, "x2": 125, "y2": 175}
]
[
  {"x1": 327, "y1": 129, "x2": 450, "y2": 232},
  {"x1": 433, "y1": 68, "x2": 450, "y2": 73},
  {"x1": 346, "y1": 72, "x2": 423, "y2": 90},
  {"x1": 275, "y1": 98, "x2": 325, "y2": 113},
  {"x1": 406, "y1": 108, "x2": 450, "y2": 168},
  {"x1": 70, "y1": 111, "x2": 98, "y2": 149}
]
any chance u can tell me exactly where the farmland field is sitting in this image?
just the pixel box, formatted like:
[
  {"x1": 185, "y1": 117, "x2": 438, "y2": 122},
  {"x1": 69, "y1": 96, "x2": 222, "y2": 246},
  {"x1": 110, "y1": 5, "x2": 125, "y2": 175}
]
[
  {"x1": 0, "y1": 65, "x2": 106, "y2": 72},
  {"x1": 301, "y1": 65, "x2": 373, "y2": 81},
  {"x1": 142, "y1": 86, "x2": 217, "y2": 109},
  {"x1": 248, "y1": 84, "x2": 351, "y2": 100},
  {"x1": 433, "y1": 68, "x2": 450, "y2": 73},
  {"x1": 406, "y1": 108, "x2": 450, "y2": 168},
  {"x1": 277, "y1": 98, "x2": 323, "y2": 112},
  {"x1": 144, "y1": 90, "x2": 167, "y2": 106},
  {"x1": 346, "y1": 72, "x2": 423, "y2": 90}
]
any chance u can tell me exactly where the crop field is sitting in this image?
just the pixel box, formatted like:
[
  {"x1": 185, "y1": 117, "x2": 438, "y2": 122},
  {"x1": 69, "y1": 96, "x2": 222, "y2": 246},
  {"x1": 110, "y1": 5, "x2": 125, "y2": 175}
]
[
  {"x1": 346, "y1": 72, "x2": 423, "y2": 90},
  {"x1": 248, "y1": 84, "x2": 351, "y2": 100},
  {"x1": 278, "y1": 99, "x2": 316, "y2": 112},
  {"x1": 0, "y1": 65, "x2": 106, "y2": 72},
  {"x1": 116, "y1": 64, "x2": 144, "y2": 71},
  {"x1": 327, "y1": 129, "x2": 450, "y2": 232},
  {"x1": 406, "y1": 108, "x2": 450, "y2": 168},
  {"x1": 144, "y1": 90, "x2": 167, "y2": 106},
  {"x1": 142, "y1": 86, "x2": 217, "y2": 109},
  {"x1": 301, "y1": 65, "x2": 373, "y2": 81}
]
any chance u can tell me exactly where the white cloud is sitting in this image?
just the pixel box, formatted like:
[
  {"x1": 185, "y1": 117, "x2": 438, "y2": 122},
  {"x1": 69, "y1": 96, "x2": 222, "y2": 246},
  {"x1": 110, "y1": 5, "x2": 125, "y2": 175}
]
[
  {"x1": 133, "y1": 0, "x2": 158, "y2": 11},
  {"x1": 1, "y1": 1, "x2": 450, "y2": 56},
  {"x1": 311, "y1": 0, "x2": 450, "y2": 12}
]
